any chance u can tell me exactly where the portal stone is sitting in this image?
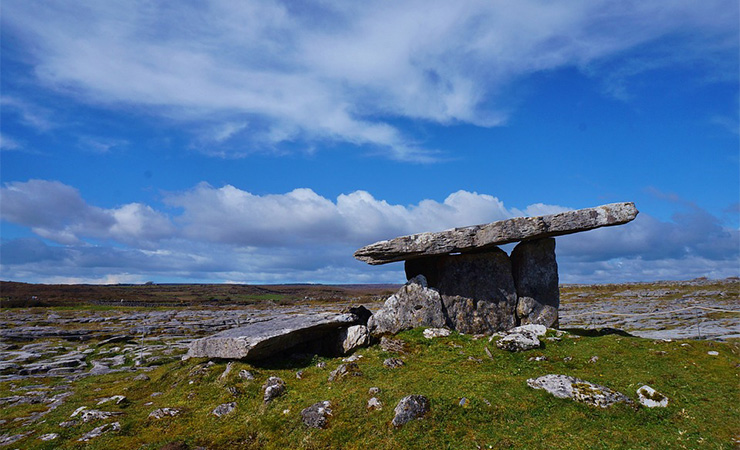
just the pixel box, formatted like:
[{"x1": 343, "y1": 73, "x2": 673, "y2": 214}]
[{"x1": 510, "y1": 238, "x2": 559, "y2": 327}]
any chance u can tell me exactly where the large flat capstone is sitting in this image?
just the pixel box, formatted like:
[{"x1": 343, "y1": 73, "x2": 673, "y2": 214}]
[
  {"x1": 354, "y1": 202, "x2": 638, "y2": 265},
  {"x1": 187, "y1": 313, "x2": 359, "y2": 360}
]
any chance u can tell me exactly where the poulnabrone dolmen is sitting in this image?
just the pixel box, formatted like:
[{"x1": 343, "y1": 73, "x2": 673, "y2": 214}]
[{"x1": 188, "y1": 202, "x2": 637, "y2": 360}]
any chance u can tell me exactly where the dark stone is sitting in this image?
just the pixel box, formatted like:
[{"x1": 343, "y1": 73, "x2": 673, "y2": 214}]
[
  {"x1": 406, "y1": 248, "x2": 518, "y2": 334},
  {"x1": 511, "y1": 238, "x2": 559, "y2": 327}
]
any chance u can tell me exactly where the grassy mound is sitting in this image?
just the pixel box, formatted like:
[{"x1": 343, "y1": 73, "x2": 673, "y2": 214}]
[{"x1": 2, "y1": 329, "x2": 738, "y2": 449}]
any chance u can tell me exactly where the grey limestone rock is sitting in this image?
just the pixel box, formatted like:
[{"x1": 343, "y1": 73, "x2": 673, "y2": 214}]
[
  {"x1": 148, "y1": 407, "x2": 181, "y2": 419},
  {"x1": 77, "y1": 421, "x2": 120, "y2": 442},
  {"x1": 367, "y1": 276, "x2": 446, "y2": 337},
  {"x1": 527, "y1": 374, "x2": 632, "y2": 408},
  {"x1": 383, "y1": 357, "x2": 404, "y2": 368},
  {"x1": 355, "y1": 202, "x2": 638, "y2": 265},
  {"x1": 511, "y1": 238, "x2": 559, "y2": 327},
  {"x1": 636, "y1": 385, "x2": 668, "y2": 408},
  {"x1": 407, "y1": 249, "x2": 518, "y2": 334},
  {"x1": 392, "y1": 395, "x2": 430, "y2": 427},
  {"x1": 328, "y1": 362, "x2": 362, "y2": 382},
  {"x1": 212, "y1": 402, "x2": 237, "y2": 417},
  {"x1": 187, "y1": 312, "x2": 360, "y2": 360},
  {"x1": 495, "y1": 331, "x2": 541, "y2": 352},
  {"x1": 337, "y1": 325, "x2": 369, "y2": 355},
  {"x1": 423, "y1": 328, "x2": 451, "y2": 339},
  {"x1": 262, "y1": 377, "x2": 286, "y2": 403},
  {"x1": 301, "y1": 400, "x2": 332, "y2": 428}
]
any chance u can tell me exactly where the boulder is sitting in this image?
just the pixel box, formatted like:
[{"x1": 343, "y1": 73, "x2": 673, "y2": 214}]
[
  {"x1": 301, "y1": 401, "x2": 332, "y2": 428},
  {"x1": 511, "y1": 238, "x2": 559, "y2": 327},
  {"x1": 407, "y1": 249, "x2": 518, "y2": 334},
  {"x1": 337, "y1": 325, "x2": 369, "y2": 355},
  {"x1": 187, "y1": 312, "x2": 360, "y2": 360},
  {"x1": 495, "y1": 331, "x2": 541, "y2": 352},
  {"x1": 367, "y1": 276, "x2": 446, "y2": 337},
  {"x1": 355, "y1": 202, "x2": 638, "y2": 265},
  {"x1": 262, "y1": 377, "x2": 286, "y2": 403},
  {"x1": 636, "y1": 385, "x2": 668, "y2": 408},
  {"x1": 392, "y1": 395, "x2": 430, "y2": 427},
  {"x1": 423, "y1": 328, "x2": 451, "y2": 339},
  {"x1": 527, "y1": 374, "x2": 632, "y2": 408}
]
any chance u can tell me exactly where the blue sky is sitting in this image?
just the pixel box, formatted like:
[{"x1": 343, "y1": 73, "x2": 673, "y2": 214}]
[{"x1": 1, "y1": 0, "x2": 738, "y2": 284}]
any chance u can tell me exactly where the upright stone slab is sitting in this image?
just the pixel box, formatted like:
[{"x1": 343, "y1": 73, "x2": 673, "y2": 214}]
[
  {"x1": 406, "y1": 248, "x2": 518, "y2": 334},
  {"x1": 510, "y1": 238, "x2": 559, "y2": 327}
]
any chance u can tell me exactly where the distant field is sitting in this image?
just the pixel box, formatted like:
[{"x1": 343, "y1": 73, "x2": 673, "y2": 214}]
[{"x1": 0, "y1": 281, "x2": 401, "y2": 308}]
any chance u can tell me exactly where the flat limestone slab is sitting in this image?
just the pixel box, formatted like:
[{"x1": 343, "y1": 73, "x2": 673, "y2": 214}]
[
  {"x1": 187, "y1": 313, "x2": 358, "y2": 360},
  {"x1": 354, "y1": 202, "x2": 638, "y2": 265}
]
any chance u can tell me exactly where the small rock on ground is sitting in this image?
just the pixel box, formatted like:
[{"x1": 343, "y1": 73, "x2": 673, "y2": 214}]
[
  {"x1": 212, "y1": 402, "x2": 237, "y2": 417},
  {"x1": 637, "y1": 385, "x2": 668, "y2": 408},
  {"x1": 527, "y1": 374, "x2": 631, "y2": 408},
  {"x1": 367, "y1": 397, "x2": 383, "y2": 410},
  {"x1": 148, "y1": 408, "x2": 181, "y2": 419},
  {"x1": 495, "y1": 331, "x2": 541, "y2": 352},
  {"x1": 423, "y1": 328, "x2": 451, "y2": 339},
  {"x1": 392, "y1": 395, "x2": 430, "y2": 427},
  {"x1": 328, "y1": 363, "x2": 362, "y2": 382},
  {"x1": 78, "y1": 421, "x2": 121, "y2": 442},
  {"x1": 301, "y1": 401, "x2": 332, "y2": 429},
  {"x1": 383, "y1": 357, "x2": 404, "y2": 368},
  {"x1": 262, "y1": 377, "x2": 286, "y2": 403}
]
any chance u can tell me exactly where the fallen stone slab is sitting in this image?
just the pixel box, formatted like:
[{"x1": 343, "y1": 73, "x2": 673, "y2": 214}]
[
  {"x1": 527, "y1": 374, "x2": 632, "y2": 408},
  {"x1": 187, "y1": 312, "x2": 360, "y2": 360},
  {"x1": 354, "y1": 202, "x2": 638, "y2": 265},
  {"x1": 636, "y1": 385, "x2": 668, "y2": 408}
]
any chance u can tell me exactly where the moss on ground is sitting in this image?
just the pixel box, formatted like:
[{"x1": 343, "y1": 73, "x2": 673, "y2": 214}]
[{"x1": 1, "y1": 328, "x2": 738, "y2": 449}]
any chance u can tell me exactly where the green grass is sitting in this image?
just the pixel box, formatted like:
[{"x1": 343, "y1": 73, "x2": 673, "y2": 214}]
[{"x1": 1, "y1": 329, "x2": 738, "y2": 449}]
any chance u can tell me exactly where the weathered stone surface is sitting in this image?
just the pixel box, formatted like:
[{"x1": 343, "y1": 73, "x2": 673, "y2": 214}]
[
  {"x1": 407, "y1": 249, "x2": 518, "y2": 334},
  {"x1": 527, "y1": 374, "x2": 632, "y2": 408},
  {"x1": 511, "y1": 238, "x2": 559, "y2": 327},
  {"x1": 301, "y1": 401, "x2": 332, "y2": 428},
  {"x1": 187, "y1": 312, "x2": 360, "y2": 360},
  {"x1": 637, "y1": 385, "x2": 668, "y2": 408},
  {"x1": 148, "y1": 408, "x2": 180, "y2": 419},
  {"x1": 212, "y1": 402, "x2": 237, "y2": 417},
  {"x1": 262, "y1": 377, "x2": 286, "y2": 403},
  {"x1": 383, "y1": 357, "x2": 404, "y2": 368},
  {"x1": 77, "y1": 422, "x2": 120, "y2": 442},
  {"x1": 355, "y1": 202, "x2": 638, "y2": 265},
  {"x1": 423, "y1": 328, "x2": 451, "y2": 339},
  {"x1": 328, "y1": 362, "x2": 362, "y2": 382},
  {"x1": 379, "y1": 337, "x2": 406, "y2": 353},
  {"x1": 392, "y1": 395, "x2": 430, "y2": 427},
  {"x1": 337, "y1": 325, "x2": 369, "y2": 355},
  {"x1": 495, "y1": 331, "x2": 541, "y2": 352},
  {"x1": 367, "y1": 276, "x2": 446, "y2": 337}
]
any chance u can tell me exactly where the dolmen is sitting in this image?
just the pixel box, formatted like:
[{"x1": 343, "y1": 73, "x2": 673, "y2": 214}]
[
  {"x1": 188, "y1": 202, "x2": 637, "y2": 360},
  {"x1": 356, "y1": 202, "x2": 638, "y2": 335}
]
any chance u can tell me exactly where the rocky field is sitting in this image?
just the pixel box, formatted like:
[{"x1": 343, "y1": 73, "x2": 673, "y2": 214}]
[{"x1": 0, "y1": 278, "x2": 737, "y2": 449}]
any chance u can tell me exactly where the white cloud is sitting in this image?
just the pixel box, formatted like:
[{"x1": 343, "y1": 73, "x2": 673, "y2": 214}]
[
  {"x1": 1, "y1": 179, "x2": 737, "y2": 283},
  {"x1": 2, "y1": 0, "x2": 735, "y2": 161}
]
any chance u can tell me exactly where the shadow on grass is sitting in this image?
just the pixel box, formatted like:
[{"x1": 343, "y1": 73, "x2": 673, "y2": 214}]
[{"x1": 561, "y1": 327, "x2": 635, "y2": 337}]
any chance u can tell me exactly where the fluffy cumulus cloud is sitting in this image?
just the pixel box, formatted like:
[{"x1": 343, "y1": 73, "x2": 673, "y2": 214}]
[
  {"x1": 2, "y1": 0, "x2": 736, "y2": 161},
  {"x1": 1, "y1": 179, "x2": 738, "y2": 284}
]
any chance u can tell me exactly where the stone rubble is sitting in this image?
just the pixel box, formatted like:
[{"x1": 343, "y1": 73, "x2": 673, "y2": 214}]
[{"x1": 301, "y1": 401, "x2": 332, "y2": 428}]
